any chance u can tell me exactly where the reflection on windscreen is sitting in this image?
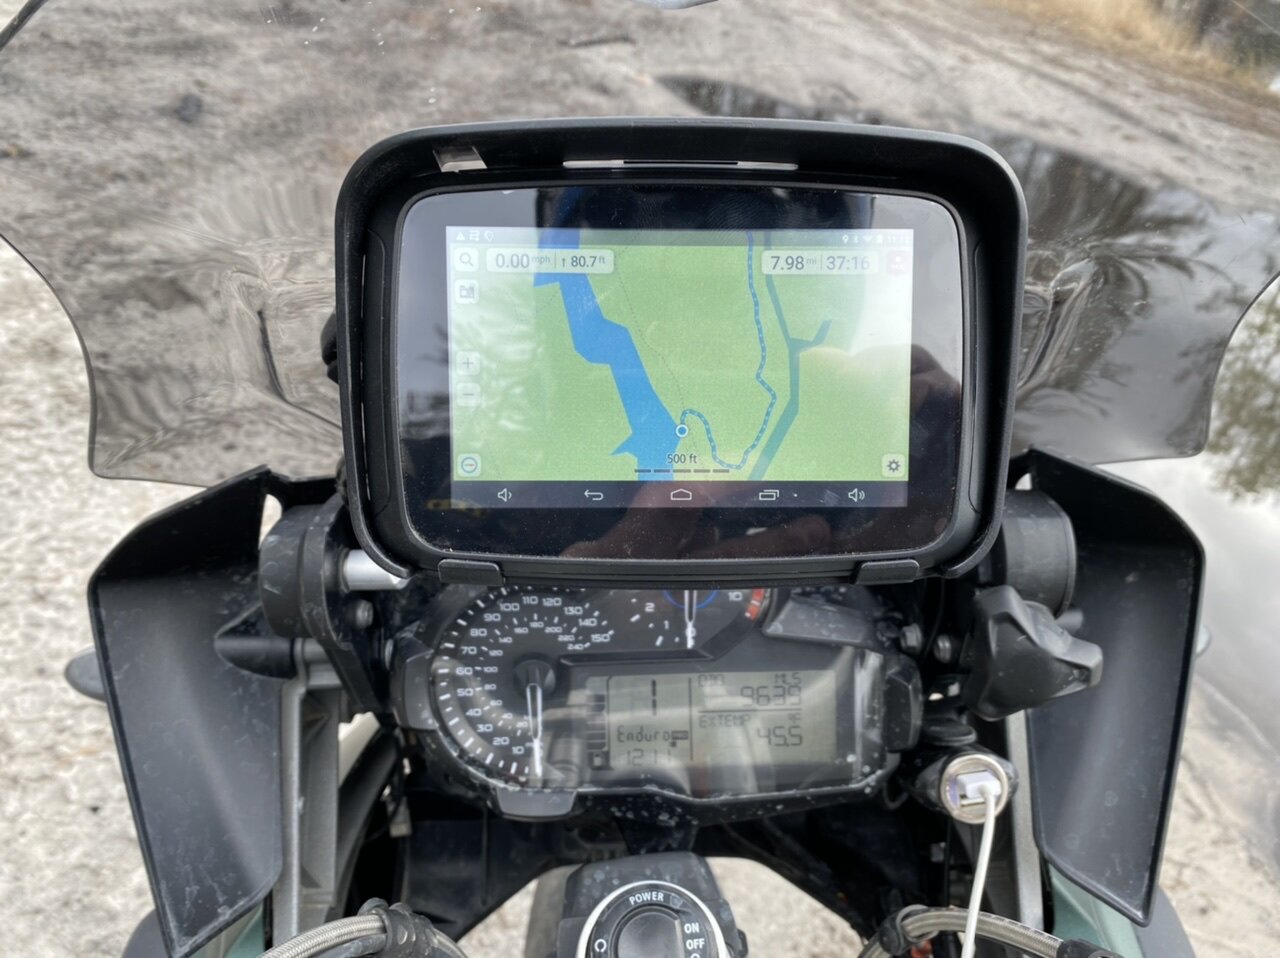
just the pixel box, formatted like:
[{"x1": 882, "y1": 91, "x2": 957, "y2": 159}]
[{"x1": 1204, "y1": 276, "x2": 1280, "y2": 498}]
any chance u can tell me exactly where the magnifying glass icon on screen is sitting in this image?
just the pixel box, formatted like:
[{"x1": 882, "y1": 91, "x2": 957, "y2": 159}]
[{"x1": 454, "y1": 248, "x2": 478, "y2": 271}]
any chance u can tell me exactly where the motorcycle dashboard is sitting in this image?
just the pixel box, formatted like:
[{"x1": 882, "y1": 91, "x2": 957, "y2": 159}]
[
  {"x1": 337, "y1": 119, "x2": 1025, "y2": 587},
  {"x1": 393, "y1": 585, "x2": 919, "y2": 810}
]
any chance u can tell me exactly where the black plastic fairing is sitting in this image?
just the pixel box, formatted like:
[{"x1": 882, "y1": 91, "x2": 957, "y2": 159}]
[
  {"x1": 89, "y1": 469, "x2": 332, "y2": 957},
  {"x1": 1021, "y1": 450, "x2": 1203, "y2": 925}
]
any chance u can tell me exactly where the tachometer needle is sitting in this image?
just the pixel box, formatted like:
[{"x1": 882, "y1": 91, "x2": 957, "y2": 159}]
[
  {"x1": 525, "y1": 682, "x2": 544, "y2": 779},
  {"x1": 683, "y1": 589, "x2": 698, "y2": 649}
]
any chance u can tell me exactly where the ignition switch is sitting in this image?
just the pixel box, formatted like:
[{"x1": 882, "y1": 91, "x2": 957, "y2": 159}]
[
  {"x1": 581, "y1": 882, "x2": 723, "y2": 958},
  {"x1": 550, "y1": 853, "x2": 745, "y2": 958}
]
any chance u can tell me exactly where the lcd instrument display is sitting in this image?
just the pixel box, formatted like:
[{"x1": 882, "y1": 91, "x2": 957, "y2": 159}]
[{"x1": 604, "y1": 670, "x2": 838, "y2": 770}]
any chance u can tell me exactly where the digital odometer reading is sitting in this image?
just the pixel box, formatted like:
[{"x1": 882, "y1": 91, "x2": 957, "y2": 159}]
[{"x1": 605, "y1": 670, "x2": 838, "y2": 770}]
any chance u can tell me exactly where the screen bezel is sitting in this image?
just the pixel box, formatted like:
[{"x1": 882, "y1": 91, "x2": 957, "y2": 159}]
[{"x1": 387, "y1": 182, "x2": 969, "y2": 563}]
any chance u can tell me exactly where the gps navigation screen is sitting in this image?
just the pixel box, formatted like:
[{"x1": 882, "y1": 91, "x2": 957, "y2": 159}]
[{"x1": 440, "y1": 226, "x2": 915, "y2": 510}]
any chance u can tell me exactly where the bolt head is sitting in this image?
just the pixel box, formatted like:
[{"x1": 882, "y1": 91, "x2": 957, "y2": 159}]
[{"x1": 349, "y1": 599, "x2": 376, "y2": 630}]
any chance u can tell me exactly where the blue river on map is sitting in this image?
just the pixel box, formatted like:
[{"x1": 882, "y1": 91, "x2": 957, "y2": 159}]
[{"x1": 534, "y1": 230, "x2": 678, "y2": 477}]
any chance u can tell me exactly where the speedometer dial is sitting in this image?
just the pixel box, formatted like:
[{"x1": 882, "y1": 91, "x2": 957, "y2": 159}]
[{"x1": 432, "y1": 587, "x2": 604, "y2": 783}]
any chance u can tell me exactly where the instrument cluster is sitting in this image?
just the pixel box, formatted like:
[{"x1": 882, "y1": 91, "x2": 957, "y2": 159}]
[{"x1": 393, "y1": 585, "x2": 917, "y2": 806}]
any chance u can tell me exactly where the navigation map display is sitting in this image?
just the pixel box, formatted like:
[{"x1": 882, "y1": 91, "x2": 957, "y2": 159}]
[
  {"x1": 442, "y1": 226, "x2": 915, "y2": 510},
  {"x1": 388, "y1": 180, "x2": 969, "y2": 564}
]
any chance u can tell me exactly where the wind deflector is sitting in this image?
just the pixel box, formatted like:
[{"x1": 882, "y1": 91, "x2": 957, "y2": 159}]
[
  {"x1": 90, "y1": 469, "x2": 329, "y2": 956},
  {"x1": 1021, "y1": 449, "x2": 1203, "y2": 924}
]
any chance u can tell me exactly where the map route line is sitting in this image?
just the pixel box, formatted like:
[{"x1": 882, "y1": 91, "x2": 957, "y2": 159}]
[
  {"x1": 678, "y1": 231, "x2": 778, "y2": 471},
  {"x1": 749, "y1": 265, "x2": 834, "y2": 480}
]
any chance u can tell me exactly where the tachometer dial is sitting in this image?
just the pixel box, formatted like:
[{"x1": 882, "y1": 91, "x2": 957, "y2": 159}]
[
  {"x1": 598, "y1": 589, "x2": 769, "y2": 650},
  {"x1": 431, "y1": 587, "x2": 605, "y2": 783}
]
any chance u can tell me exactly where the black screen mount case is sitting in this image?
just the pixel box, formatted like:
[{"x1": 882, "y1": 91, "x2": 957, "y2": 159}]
[{"x1": 335, "y1": 118, "x2": 1026, "y2": 587}]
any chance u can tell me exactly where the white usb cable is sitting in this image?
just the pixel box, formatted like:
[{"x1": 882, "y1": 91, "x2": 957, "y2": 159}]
[{"x1": 957, "y1": 775, "x2": 1002, "y2": 958}]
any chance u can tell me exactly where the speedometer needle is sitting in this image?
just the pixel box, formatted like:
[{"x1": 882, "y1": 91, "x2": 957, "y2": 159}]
[
  {"x1": 683, "y1": 589, "x2": 698, "y2": 649},
  {"x1": 525, "y1": 682, "x2": 544, "y2": 779}
]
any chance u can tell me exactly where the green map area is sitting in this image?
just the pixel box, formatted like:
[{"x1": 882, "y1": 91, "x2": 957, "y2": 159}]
[{"x1": 449, "y1": 229, "x2": 913, "y2": 483}]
